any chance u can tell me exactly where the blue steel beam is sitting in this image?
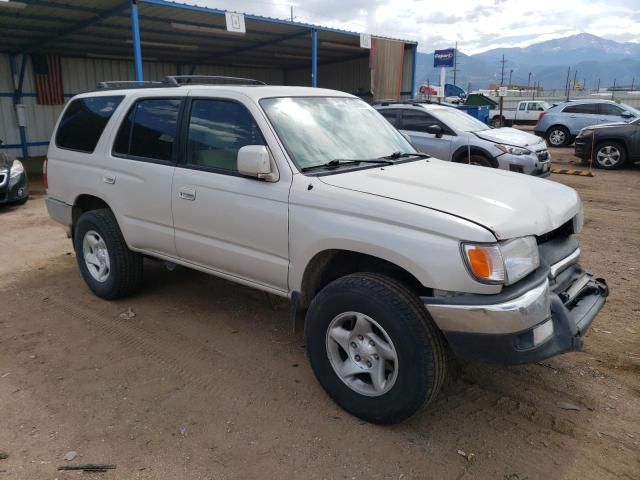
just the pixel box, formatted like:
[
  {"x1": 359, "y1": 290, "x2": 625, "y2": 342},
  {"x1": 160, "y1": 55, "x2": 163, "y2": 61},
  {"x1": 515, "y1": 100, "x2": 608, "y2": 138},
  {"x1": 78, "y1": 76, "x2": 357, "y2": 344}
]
[
  {"x1": 130, "y1": 0, "x2": 143, "y2": 81},
  {"x1": 8, "y1": 54, "x2": 28, "y2": 158},
  {"x1": 311, "y1": 29, "x2": 318, "y2": 87}
]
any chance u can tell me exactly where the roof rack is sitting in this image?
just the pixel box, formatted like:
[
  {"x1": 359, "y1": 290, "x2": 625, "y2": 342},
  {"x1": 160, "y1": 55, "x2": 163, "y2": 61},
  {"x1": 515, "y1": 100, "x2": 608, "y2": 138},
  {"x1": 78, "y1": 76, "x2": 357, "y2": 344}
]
[
  {"x1": 95, "y1": 76, "x2": 266, "y2": 91},
  {"x1": 164, "y1": 75, "x2": 266, "y2": 86},
  {"x1": 96, "y1": 80, "x2": 170, "y2": 90}
]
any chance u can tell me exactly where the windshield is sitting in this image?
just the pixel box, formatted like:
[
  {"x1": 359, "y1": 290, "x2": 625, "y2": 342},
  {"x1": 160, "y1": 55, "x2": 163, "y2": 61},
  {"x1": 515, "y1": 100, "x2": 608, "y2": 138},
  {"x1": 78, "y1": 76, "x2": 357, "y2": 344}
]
[
  {"x1": 620, "y1": 103, "x2": 640, "y2": 118},
  {"x1": 260, "y1": 96, "x2": 415, "y2": 171},
  {"x1": 429, "y1": 107, "x2": 491, "y2": 132}
]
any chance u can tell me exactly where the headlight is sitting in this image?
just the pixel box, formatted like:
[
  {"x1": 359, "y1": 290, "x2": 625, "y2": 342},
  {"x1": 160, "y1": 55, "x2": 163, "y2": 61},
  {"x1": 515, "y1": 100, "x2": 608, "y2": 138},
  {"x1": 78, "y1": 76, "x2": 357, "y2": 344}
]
[
  {"x1": 495, "y1": 144, "x2": 531, "y2": 156},
  {"x1": 10, "y1": 159, "x2": 24, "y2": 179},
  {"x1": 573, "y1": 201, "x2": 584, "y2": 234},
  {"x1": 579, "y1": 129, "x2": 594, "y2": 137},
  {"x1": 462, "y1": 236, "x2": 540, "y2": 285}
]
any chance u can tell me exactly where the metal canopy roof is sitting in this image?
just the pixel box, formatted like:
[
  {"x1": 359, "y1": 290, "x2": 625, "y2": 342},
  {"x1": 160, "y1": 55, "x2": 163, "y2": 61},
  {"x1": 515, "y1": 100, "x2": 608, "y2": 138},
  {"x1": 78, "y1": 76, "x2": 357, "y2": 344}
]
[{"x1": 1, "y1": 0, "x2": 416, "y2": 70}]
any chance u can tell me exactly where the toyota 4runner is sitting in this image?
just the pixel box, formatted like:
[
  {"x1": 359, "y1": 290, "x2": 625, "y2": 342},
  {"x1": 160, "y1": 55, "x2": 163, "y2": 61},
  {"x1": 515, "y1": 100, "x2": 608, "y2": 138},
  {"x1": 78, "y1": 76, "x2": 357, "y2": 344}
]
[{"x1": 45, "y1": 77, "x2": 608, "y2": 424}]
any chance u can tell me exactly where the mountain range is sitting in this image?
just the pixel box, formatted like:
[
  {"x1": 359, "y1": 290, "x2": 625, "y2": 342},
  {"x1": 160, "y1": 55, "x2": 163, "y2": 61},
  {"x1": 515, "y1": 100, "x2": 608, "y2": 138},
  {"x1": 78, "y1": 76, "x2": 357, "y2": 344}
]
[{"x1": 415, "y1": 33, "x2": 640, "y2": 91}]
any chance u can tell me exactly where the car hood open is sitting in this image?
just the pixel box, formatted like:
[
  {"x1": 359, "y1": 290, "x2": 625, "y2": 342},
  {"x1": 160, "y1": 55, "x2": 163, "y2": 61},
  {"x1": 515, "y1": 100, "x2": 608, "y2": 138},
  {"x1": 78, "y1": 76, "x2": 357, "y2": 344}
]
[
  {"x1": 474, "y1": 127, "x2": 544, "y2": 148},
  {"x1": 319, "y1": 159, "x2": 580, "y2": 240}
]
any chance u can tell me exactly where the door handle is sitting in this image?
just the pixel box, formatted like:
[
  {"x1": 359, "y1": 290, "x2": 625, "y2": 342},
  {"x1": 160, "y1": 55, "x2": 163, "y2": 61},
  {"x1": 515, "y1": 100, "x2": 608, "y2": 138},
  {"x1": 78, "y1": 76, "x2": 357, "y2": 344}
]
[
  {"x1": 103, "y1": 175, "x2": 116, "y2": 184},
  {"x1": 178, "y1": 188, "x2": 196, "y2": 201}
]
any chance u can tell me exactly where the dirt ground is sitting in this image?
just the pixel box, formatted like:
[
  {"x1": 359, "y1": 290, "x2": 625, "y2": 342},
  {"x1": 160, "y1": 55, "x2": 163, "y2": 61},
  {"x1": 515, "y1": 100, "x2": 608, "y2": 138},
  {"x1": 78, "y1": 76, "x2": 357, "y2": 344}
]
[{"x1": 1, "y1": 150, "x2": 639, "y2": 480}]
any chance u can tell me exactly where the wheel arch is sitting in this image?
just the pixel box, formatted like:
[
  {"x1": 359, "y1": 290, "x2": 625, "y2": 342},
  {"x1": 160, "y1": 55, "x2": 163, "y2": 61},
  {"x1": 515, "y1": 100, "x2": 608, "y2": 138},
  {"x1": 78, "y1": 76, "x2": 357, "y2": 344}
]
[
  {"x1": 72, "y1": 194, "x2": 115, "y2": 241},
  {"x1": 298, "y1": 249, "x2": 429, "y2": 309},
  {"x1": 451, "y1": 146, "x2": 498, "y2": 168}
]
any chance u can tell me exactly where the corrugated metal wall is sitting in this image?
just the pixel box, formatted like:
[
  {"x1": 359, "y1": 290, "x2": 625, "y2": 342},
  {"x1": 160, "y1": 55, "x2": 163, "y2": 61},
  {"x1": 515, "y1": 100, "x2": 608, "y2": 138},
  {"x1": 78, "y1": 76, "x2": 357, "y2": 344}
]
[
  {"x1": 287, "y1": 57, "x2": 371, "y2": 95},
  {"x1": 0, "y1": 54, "x2": 285, "y2": 158}
]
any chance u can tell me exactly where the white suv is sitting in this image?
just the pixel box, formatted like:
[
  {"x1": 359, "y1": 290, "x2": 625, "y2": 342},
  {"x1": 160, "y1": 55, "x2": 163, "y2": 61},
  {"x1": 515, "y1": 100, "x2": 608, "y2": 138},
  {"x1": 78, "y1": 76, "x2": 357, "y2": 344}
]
[{"x1": 46, "y1": 77, "x2": 608, "y2": 424}]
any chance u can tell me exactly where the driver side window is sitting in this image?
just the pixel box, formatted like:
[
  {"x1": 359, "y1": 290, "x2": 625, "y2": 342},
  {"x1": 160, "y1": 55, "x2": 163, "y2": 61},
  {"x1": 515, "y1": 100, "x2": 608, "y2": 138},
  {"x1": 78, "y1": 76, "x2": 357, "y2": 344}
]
[
  {"x1": 401, "y1": 110, "x2": 448, "y2": 134},
  {"x1": 185, "y1": 99, "x2": 265, "y2": 173}
]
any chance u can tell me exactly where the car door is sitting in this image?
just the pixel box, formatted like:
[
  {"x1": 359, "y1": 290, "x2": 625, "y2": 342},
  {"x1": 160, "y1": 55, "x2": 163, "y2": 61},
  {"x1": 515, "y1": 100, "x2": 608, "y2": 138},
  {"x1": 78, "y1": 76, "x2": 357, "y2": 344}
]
[
  {"x1": 171, "y1": 96, "x2": 290, "y2": 294},
  {"x1": 598, "y1": 103, "x2": 627, "y2": 123},
  {"x1": 104, "y1": 95, "x2": 183, "y2": 257},
  {"x1": 562, "y1": 103, "x2": 602, "y2": 134},
  {"x1": 399, "y1": 109, "x2": 453, "y2": 160}
]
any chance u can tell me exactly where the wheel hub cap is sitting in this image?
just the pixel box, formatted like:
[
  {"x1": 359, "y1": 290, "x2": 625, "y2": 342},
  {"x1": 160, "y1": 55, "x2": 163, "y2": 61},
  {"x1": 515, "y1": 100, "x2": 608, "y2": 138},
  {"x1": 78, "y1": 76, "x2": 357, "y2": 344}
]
[
  {"x1": 550, "y1": 130, "x2": 565, "y2": 145},
  {"x1": 82, "y1": 230, "x2": 111, "y2": 283},
  {"x1": 326, "y1": 312, "x2": 398, "y2": 397},
  {"x1": 597, "y1": 146, "x2": 620, "y2": 167}
]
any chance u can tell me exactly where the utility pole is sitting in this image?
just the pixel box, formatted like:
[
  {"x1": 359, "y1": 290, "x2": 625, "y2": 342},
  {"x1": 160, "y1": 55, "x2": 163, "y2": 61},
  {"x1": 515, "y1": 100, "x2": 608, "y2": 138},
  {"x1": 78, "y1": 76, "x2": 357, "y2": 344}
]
[
  {"x1": 572, "y1": 69, "x2": 578, "y2": 92},
  {"x1": 596, "y1": 78, "x2": 600, "y2": 92},
  {"x1": 508, "y1": 69, "x2": 513, "y2": 88},
  {"x1": 499, "y1": 55, "x2": 505, "y2": 127},
  {"x1": 583, "y1": 78, "x2": 586, "y2": 91},
  {"x1": 527, "y1": 72, "x2": 531, "y2": 90},
  {"x1": 453, "y1": 41, "x2": 458, "y2": 86},
  {"x1": 564, "y1": 67, "x2": 571, "y2": 101},
  {"x1": 290, "y1": 5, "x2": 294, "y2": 21},
  {"x1": 611, "y1": 78, "x2": 616, "y2": 100},
  {"x1": 632, "y1": 77, "x2": 635, "y2": 91}
]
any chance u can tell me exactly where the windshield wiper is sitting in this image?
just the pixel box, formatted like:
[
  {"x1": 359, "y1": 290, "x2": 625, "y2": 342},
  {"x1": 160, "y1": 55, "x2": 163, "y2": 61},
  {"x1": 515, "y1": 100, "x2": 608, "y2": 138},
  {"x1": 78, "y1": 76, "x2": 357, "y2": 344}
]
[
  {"x1": 300, "y1": 158, "x2": 394, "y2": 172},
  {"x1": 380, "y1": 151, "x2": 430, "y2": 160}
]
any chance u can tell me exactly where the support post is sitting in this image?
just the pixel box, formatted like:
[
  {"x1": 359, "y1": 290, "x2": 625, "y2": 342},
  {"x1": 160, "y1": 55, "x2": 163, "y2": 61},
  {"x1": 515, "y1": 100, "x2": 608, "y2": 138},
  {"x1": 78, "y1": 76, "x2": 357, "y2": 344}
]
[
  {"x1": 129, "y1": 0, "x2": 143, "y2": 81},
  {"x1": 410, "y1": 43, "x2": 417, "y2": 99},
  {"x1": 311, "y1": 29, "x2": 318, "y2": 87},
  {"x1": 9, "y1": 54, "x2": 29, "y2": 159},
  {"x1": 439, "y1": 67, "x2": 445, "y2": 102}
]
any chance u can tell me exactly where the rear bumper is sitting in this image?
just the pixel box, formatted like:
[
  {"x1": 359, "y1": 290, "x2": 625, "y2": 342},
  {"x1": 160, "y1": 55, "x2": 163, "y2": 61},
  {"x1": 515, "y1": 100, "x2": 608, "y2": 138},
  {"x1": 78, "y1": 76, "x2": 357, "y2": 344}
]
[
  {"x1": 422, "y1": 256, "x2": 608, "y2": 364},
  {"x1": 46, "y1": 197, "x2": 73, "y2": 226}
]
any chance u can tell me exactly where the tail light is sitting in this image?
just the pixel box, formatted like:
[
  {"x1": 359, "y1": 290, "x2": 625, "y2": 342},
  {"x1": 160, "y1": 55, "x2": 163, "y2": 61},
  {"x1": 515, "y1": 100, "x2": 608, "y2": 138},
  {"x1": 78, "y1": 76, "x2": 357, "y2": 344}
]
[
  {"x1": 537, "y1": 112, "x2": 545, "y2": 123},
  {"x1": 43, "y1": 157, "x2": 48, "y2": 189}
]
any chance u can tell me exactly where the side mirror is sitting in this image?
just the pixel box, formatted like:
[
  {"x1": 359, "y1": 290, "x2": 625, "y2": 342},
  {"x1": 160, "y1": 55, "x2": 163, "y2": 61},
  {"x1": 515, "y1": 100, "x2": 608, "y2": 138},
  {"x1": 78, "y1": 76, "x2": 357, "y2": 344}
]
[
  {"x1": 620, "y1": 111, "x2": 633, "y2": 118},
  {"x1": 426, "y1": 124, "x2": 443, "y2": 138},
  {"x1": 237, "y1": 145, "x2": 276, "y2": 181}
]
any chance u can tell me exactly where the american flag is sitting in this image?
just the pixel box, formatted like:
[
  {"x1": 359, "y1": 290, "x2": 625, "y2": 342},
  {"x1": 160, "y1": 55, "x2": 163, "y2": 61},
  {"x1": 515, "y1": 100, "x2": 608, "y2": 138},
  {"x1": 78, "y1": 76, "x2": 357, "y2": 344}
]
[{"x1": 32, "y1": 55, "x2": 64, "y2": 105}]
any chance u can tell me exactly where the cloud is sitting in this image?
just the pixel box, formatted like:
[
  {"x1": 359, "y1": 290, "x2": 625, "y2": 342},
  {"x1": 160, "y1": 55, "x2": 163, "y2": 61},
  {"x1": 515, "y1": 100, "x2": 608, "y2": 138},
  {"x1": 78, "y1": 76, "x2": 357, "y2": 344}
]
[{"x1": 189, "y1": 0, "x2": 640, "y2": 54}]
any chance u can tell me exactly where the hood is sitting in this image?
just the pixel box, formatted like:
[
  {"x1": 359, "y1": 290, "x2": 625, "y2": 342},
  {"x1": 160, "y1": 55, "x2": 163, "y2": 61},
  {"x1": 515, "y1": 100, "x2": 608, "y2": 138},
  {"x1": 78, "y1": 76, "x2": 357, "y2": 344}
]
[
  {"x1": 474, "y1": 127, "x2": 544, "y2": 148},
  {"x1": 587, "y1": 121, "x2": 629, "y2": 130},
  {"x1": 319, "y1": 160, "x2": 580, "y2": 240}
]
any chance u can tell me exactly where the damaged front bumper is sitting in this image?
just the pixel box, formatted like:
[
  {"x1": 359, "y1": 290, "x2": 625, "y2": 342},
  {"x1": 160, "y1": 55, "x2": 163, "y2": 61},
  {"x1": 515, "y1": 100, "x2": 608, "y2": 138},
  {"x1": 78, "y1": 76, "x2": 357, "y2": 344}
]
[{"x1": 421, "y1": 248, "x2": 608, "y2": 364}]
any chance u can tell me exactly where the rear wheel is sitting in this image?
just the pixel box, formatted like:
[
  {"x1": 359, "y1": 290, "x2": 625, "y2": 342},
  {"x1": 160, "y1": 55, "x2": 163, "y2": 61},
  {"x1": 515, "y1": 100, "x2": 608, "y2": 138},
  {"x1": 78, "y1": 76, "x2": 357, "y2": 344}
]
[
  {"x1": 74, "y1": 209, "x2": 143, "y2": 299},
  {"x1": 594, "y1": 142, "x2": 626, "y2": 170},
  {"x1": 546, "y1": 126, "x2": 571, "y2": 147},
  {"x1": 305, "y1": 273, "x2": 447, "y2": 424}
]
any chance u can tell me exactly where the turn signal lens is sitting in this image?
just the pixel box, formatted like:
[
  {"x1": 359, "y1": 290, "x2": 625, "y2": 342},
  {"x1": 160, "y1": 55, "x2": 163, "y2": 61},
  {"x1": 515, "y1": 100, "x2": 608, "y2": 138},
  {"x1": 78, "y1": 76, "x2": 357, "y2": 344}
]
[{"x1": 462, "y1": 243, "x2": 505, "y2": 284}]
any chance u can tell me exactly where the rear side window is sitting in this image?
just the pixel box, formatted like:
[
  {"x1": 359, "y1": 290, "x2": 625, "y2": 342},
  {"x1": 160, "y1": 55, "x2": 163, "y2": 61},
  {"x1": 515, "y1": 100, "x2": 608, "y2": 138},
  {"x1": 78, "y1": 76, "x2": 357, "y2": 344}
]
[
  {"x1": 401, "y1": 110, "x2": 439, "y2": 132},
  {"x1": 55, "y1": 96, "x2": 123, "y2": 153},
  {"x1": 563, "y1": 103, "x2": 599, "y2": 114},
  {"x1": 378, "y1": 109, "x2": 401, "y2": 126},
  {"x1": 599, "y1": 104, "x2": 623, "y2": 115},
  {"x1": 114, "y1": 98, "x2": 181, "y2": 162}
]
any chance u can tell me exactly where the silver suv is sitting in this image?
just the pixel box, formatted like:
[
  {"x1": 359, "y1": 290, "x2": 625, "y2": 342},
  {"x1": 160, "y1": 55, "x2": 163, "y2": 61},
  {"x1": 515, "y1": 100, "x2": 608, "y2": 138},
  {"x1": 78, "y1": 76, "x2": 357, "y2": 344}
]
[
  {"x1": 534, "y1": 99, "x2": 640, "y2": 147},
  {"x1": 375, "y1": 102, "x2": 551, "y2": 177}
]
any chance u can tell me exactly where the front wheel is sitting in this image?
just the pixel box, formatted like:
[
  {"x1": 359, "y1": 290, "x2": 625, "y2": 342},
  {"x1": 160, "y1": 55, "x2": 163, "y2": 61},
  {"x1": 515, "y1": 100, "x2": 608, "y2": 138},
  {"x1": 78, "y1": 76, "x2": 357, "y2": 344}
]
[
  {"x1": 490, "y1": 116, "x2": 504, "y2": 128},
  {"x1": 305, "y1": 273, "x2": 447, "y2": 424},
  {"x1": 594, "y1": 142, "x2": 626, "y2": 169}
]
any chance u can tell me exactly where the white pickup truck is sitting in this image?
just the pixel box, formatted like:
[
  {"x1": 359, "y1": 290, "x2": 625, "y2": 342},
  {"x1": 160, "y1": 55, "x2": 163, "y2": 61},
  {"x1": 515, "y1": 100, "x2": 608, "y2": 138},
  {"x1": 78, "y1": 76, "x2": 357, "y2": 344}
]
[
  {"x1": 45, "y1": 78, "x2": 608, "y2": 424},
  {"x1": 490, "y1": 100, "x2": 551, "y2": 127}
]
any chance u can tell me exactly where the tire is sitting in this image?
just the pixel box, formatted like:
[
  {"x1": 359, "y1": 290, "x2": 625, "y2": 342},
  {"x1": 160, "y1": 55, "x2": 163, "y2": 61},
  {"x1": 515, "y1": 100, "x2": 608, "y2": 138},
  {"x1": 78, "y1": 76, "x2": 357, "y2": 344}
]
[
  {"x1": 468, "y1": 154, "x2": 493, "y2": 168},
  {"x1": 490, "y1": 116, "x2": 503, "y2": 128},
  {"x1": 545, "y1": 126, "x2": 571, "y2": 147},
  {"x1": 304, "y1": 273, "x2": 447, "y2": 424},
  {"x1": 12, "y1": 195, "x2": 28, "y2": 205},
  {"x1": 73, "y1": 208, "x2": 143, "y2": 299},
  {"x1": 594, "y1": 141, "x2": 626, "y2": 170}
]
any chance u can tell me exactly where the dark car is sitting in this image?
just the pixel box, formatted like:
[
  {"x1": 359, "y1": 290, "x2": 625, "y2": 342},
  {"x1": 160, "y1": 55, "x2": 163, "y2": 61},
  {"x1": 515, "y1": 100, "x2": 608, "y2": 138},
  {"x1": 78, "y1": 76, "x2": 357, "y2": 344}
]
[
  {"x1": 0, "y1": 141, "x2": 29, "y2": 206},
  {"x1": 574, "y1": 118, "x2": 640, "y2": 169}
]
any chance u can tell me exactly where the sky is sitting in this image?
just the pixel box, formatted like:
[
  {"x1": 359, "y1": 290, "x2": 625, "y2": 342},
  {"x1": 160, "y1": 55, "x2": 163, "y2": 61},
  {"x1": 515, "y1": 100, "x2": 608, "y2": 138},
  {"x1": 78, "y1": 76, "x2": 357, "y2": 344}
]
[{"x1": 186, "y1": 0, "x2": 640, "y2": 54}]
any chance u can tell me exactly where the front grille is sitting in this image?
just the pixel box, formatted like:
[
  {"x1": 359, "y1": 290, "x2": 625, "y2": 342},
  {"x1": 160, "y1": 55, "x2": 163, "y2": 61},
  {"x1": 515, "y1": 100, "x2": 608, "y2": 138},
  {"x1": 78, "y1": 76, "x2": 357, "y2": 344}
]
[
  {"x1": 536, "y1": 150, "x2": 549, "y2": 161},
  {"x1": 537, "y1": 219, "x2": 574, "y2": 245}
]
